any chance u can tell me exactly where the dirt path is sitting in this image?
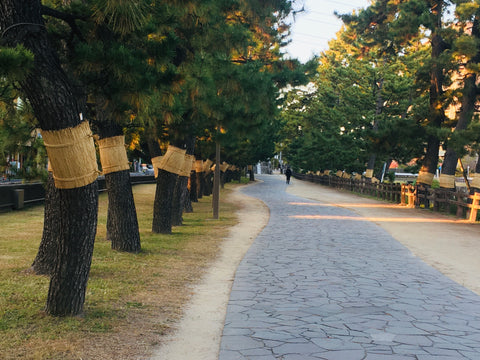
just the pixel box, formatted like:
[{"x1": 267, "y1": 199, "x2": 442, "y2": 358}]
[
  {"x1": 150, "y1": 186, "x2": 269, "y2": 360},
  {"x1": 286, "y1": 175, "x2": 480, "y2": 295}
]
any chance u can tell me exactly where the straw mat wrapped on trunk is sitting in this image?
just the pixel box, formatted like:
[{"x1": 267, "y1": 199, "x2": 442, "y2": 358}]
[
  {"x1": 98, "y1": 135, "x2": 129, "y2": 175},
  {"x1": 41, "y1": 121, "x2": 98, "y2": 189}
]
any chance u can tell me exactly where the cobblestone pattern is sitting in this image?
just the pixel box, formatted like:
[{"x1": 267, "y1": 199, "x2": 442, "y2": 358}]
[{"x1": 219, "y1": 175, "x2": 480, "y2": 359}]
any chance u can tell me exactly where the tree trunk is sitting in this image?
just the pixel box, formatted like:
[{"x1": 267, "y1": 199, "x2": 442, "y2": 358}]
[
  {"x1": 365, "y1": 154, "x2": 376, "y2": 180},
  {"x1": 184, "y1": 185, "x2": 194, "y2": 213},
  {"x1": 148, "y1": 136, "x2": 178, "y2": 234},
  {"x1": 472, "y1": 157, "x2": 480, "y2": 193},
  {"x1": 440, "y1": 71, "x2": 477, "y2": 190},
  {"x1": 190, "y1": 170, "x2": 198, "y2": 202},
  {"x1": 95, "y1": 104, "x2": 140, "y2": 253},
  {"x1": 45, "y1": 183, "x2": 98, "y2": 316},
  {"x1": 365, "y1": 76, "x2": 383, "y2": 181},
  {"x1": 204, "y1": 172, "x2": 213, "y2": 196},
  {"x1": 197, "y1": 170, "x2": 205, "y2": 198},
  {"x1": 440, "y1": 149, "x2": 457, "y2": 190},
  {"x1": 152, "y1": 169, "x2": 178, "y2": 234},
  {"x1": 105, "y1": 170, "x2": 141, "y2": 252},
  {"x1": 468, "y1": 18, "x2": 480, "y2": 194},
  {"x1": 31, "y1": 172, "x2": 59, "y2": 275},
  {"x1": 418, "y1": 4, "x2": 447, "y2": 187},
  {"x1": 221, "y1": 171, "x2": 226, "y2": 189},
  {"x1": 225, "y1": 169, "x2": 232, "y2": 184},
  {"x1": 171, "y1": 135, "x2": 195, "y2": 226},
  {"x1": 171, "y1": 175, "x2": 189, "y2": 226},
  {"x1": 1, "y1": 0, "x2": 98, "y2": 316}
]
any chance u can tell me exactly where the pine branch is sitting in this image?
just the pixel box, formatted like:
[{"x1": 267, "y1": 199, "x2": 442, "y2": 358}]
[
  {"x1": 41, "y1": 5, "x2": 86, "y2": 41},
  {"x1": 231, "y1": 56, "x2": 273, "y2": 66}
]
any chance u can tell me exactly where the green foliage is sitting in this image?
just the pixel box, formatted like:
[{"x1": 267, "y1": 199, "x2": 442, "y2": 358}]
[
  {"x1": 279, "y1": 0, "x2": 480, "y2": 179},
  {"x1": 158, "y1": 0, "x2": 301, "y2": 165},
  {"x1": 450, "y1": 117, "x2": 480, "y2": 156},
  {"x1": 454, "y1": 35, "x2": 480, "y2": 59},
  {"x1": 0, "y1": 93, "x2": 46, "y2": 181},
  {"x1": 278, "y1": 16, "x2": 426, "y2": 174},
  {"x1": 455, "y1": 1, "x2": 480, "y2": 19},
  {"x1": 0, "y1": 0, "x2": 327, "y2": 173},
  {"x1": 92, "y1": 0, "x2": 149, "y2": 35},
  {"x1": 0, "y1": 45, "x2": 34, "y2": 81}
]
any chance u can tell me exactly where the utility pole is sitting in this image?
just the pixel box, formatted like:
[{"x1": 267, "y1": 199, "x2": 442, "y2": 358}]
[{"x1": 213, "y1": 141, "x2": 220, "y2": 219}]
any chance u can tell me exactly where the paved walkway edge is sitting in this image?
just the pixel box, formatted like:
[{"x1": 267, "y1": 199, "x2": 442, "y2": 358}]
[{"x1": 150, "y1": 185, "x2": 269, "y2": 360}]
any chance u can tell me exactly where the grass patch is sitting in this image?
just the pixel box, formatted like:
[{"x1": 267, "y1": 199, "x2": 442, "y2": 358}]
[{"x1": 0, "y1": 183, "x2": 239, "y2": 359}]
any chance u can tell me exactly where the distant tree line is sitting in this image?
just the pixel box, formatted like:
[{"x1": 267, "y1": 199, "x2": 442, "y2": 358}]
[{"x1": 278, "y1": 0, "x2": 480, "y2": 194}]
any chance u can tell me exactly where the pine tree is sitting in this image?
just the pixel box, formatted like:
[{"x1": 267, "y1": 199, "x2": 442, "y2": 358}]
[
  {"x1": 1, "y1": 0, "x2": 98, "y2": 316},
  {"x1": 439, "y1": 1, "x2": 480, "y2": 190},
  {"x1": 146, "y1": 0, "x2": 297, "y2": 230}
]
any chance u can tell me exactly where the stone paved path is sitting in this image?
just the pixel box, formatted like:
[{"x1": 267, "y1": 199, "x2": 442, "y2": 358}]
[{"x1": 219, "y1": 175, "x2": 480, "y2": 360}]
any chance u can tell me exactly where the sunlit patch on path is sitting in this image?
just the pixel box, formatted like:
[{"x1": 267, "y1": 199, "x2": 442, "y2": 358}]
[
  {"x1": 289, "y1": 201, "x2": 402, "y2": 209},
  {"x1": 289, "y1": 214, "x2": 469, "y2": 223}
]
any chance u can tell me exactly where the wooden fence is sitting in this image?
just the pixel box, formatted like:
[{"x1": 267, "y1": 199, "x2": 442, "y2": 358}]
[{"x1": 294, "y1": 173, "x2": 480, "y2": 222}]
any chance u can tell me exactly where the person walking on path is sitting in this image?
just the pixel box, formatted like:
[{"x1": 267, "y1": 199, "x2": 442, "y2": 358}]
[
  {"x1": 284, "y1": 166, "x2": 292, "y2": 184},
  {"x1": 219, "y1": 174, "x2": 480, "y2": 359}
]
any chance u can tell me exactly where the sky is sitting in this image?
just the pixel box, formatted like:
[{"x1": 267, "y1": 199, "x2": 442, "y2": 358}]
[{"x1": 285, "y1": 0, "x2": 372, "y2": 62}]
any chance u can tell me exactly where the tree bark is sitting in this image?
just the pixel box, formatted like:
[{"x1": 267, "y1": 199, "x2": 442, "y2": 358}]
[
  {"x1": 365, "y1": 154, "x2": 376, "y2": 180},
  {"x1": 473, "y1": 158, "x2": 480, "y2": 193},
  {"x1": 440, "y1": 61, "x2": 477, "y2": 188},
  {"x1": 225, "y1": 169, "x2": 232, "y2": 184},
  {"x1": 105, "y1": 170, "x2": 141, "y2": 252},
  {"x1": 31, "y1": 172, "x2": 59, "y2": 275},
  {"x1": 189, "y1": 170, "x2": 198, "y2": 202},
  {"x1": 1, "y1": 0, "x2": 98, "y2": 316},
  {"x1": 171, "y1": 175, "x2": 189, "y2": 225},
  {"x1": 94, "y1": 104, "x2": 140, "y2": 253},
  {"x1": 184, "y1": 186, "x2": 194, "y2": 213},
  {"x1": 204, "y1": 172, "x2": 212, "y2": 196},
  {"x1": 197, "y1": 170, "x2": 205, "y2": 199},
  {"x1": 152, "y1": 169, "x2": 178, "y2": 234},
  {"x1": 234, "y1": 169, "x2": 241, "y2": 182},
  {"x1": 418, "y1": 3, "x2": 447, "y2": 187},
  {"x1": 45, "y1": 183, "x2": 98, "y2": 316},
  {"x1": 147, "y1": 135, "x2": 177, "y2": 234},
  {"x1": 171, "y1": 136, "x2": 195, "y2": 226},
  {"x1": 468, "y1": 18, "x2": 480, "y2": 194},
  {"x1": 365, "y1": 76, "x2": 383, "y2": 181},
  {"x1": 221, "y1": 171, "x2": 226, "y2": 189}
]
